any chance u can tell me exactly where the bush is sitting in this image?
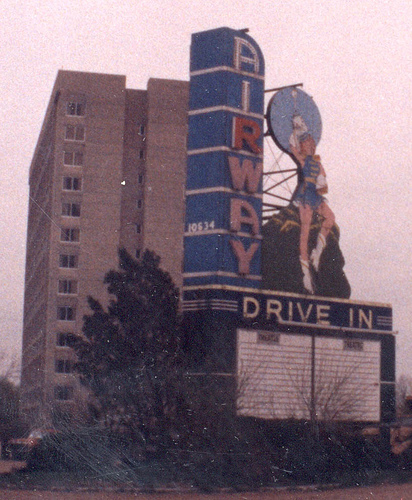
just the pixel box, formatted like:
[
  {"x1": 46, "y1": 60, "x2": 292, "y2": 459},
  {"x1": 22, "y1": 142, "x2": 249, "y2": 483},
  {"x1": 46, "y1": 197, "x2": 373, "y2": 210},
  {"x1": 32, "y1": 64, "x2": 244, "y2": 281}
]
[
  {"x1": 274, "y1": 423, "x2": 391, "y2": 484},
  {"x1": 26, "y1": 427, "x2": 119, "y2": 474}
]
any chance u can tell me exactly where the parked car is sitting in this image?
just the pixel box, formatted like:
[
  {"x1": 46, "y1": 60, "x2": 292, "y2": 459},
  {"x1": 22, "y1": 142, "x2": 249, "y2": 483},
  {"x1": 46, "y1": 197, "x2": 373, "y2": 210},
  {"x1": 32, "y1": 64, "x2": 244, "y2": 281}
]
[
  {"x1": 390, "y1": 418, "x2": 412, "y2": 456},
  {"x1": 361, "y1": 418, "x2": 412, "y2": 456},
  {"x1": 6, "y1": 429, "x2": 57, "y2": 460}
]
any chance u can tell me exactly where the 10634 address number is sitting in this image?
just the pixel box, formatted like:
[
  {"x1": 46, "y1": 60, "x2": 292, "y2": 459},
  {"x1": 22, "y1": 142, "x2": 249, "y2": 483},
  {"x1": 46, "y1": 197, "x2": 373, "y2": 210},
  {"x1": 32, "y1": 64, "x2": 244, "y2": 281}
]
[{"x1": 187, "y1": 221, "x2": 215, "y2": 233}]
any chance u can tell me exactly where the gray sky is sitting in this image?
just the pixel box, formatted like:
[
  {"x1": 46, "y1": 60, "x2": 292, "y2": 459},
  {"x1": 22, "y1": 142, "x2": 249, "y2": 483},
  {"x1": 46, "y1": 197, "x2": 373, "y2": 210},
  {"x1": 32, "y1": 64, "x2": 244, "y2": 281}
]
[{"x1": 2, "y1": 0, "x2": 411, "y2": 374}]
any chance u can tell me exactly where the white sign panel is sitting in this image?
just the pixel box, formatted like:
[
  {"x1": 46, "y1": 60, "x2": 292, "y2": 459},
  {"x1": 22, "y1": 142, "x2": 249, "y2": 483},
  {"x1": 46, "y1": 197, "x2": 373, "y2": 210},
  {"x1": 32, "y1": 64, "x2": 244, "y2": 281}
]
[{"x1": 237, "y1": 329, "x2": 381, "y2": 422}]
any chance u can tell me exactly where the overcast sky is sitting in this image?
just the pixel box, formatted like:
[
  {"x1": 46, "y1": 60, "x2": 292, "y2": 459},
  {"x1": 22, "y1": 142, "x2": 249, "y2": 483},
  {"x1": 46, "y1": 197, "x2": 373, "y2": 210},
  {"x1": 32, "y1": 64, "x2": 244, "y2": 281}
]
[{"x1": 1, "y1": 0, "x2": 411, "y2": 375}]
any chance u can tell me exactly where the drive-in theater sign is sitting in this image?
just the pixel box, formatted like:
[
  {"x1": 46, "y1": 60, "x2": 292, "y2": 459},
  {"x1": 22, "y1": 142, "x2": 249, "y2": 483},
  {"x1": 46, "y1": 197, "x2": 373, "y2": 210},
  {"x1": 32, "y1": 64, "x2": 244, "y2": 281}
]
[{"x1": 183, "y1": 27, "x2": 395, "y2": 425}]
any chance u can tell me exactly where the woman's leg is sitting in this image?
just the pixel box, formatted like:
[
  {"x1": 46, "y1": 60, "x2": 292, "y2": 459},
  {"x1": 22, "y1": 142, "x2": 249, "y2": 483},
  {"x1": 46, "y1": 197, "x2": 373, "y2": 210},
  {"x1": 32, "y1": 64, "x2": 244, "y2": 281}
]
[
  {"x1": 299, "y1": 204, "x2": 312, "y2": 261},
  {"x1": 311, "y1": 202, "x2": 336, "y2": 271},
  {"x1": 317, "y1": 202, "x2": 335, "y2": 239},
  {"x1": 299, "y1": 204, "x2": 314, "y2": 293}
]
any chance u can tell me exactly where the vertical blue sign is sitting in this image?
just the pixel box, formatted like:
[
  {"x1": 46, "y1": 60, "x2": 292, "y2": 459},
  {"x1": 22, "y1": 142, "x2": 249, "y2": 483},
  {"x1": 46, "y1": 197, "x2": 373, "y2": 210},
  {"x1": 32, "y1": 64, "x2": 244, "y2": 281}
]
[{"x1": 184, "y1": 27, "x2": 265, "y2": 288}]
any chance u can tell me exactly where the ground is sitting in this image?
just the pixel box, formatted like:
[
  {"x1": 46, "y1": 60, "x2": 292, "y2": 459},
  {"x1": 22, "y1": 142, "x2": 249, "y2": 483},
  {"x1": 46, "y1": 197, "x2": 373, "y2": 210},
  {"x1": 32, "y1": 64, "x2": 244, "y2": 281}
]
[
  {"x1": 1, "y1": 461, "x2": 411, "y2": 499},
  {"x1": 0, "y1": 483, "x2": 412, "y2": 499}
]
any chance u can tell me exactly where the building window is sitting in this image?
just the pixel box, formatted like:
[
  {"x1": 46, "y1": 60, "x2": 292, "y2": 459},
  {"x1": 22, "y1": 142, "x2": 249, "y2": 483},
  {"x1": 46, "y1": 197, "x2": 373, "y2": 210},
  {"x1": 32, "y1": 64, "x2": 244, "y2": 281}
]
[
  {"x1": 57, "y1": 332, "x2": 76, "y2": 347},
  {"x1": 139, "y1": 124, "x2": 145, "y2": 135},
  {"x1": 139, "y1": 149, "x2": 145, "y2": 159},
  {"x1": 57, "y1": 306, "x2": 76, "y2": 321},
  {"x1": 58, "y1": 279, "x2": 78, "y2": 294},
  {"x1": 138, "y1": 174, "x2": 144, "y2": 184},
  {"x1": 65, "y1": 125, "x2": 85, "y2": 142},
  {"x1": 60, "y1": 228, "x2": 80, "y2": 242},
  {"x1": 137, "y1": 199, "x2": 142, "y2": 209},
  {"x1": 55, "y1": 359, "x2": 73, "y2": 374},
  {"x1": 59, "y1": 254, "x2": 78, "y2": 268},
  {"x1": 63, "y1": 177, "x2": 82, "y2": 191},
  {"x1": 55, "y1": 385, "x2": 74, "y2": 400},
  {"x1": 67, "y1": 101, "x2": 85, "y2": 116},
  {"x1": 63, "y1": 151, "x2": 83, "y2": 166},
  {"x1": 136, "y1": 224, "x2": 141, "y2": 234},
  {"x1": 61, "y1": 202, "x2": 81, "y2": 217},
  {"x1": 343, "y1": 339, "x2": 364, "y2": 351}
]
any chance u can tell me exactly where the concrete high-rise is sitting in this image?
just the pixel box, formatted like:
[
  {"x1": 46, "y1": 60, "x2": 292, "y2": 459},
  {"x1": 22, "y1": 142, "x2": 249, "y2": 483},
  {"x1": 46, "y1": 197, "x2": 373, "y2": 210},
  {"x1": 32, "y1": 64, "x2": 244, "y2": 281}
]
[{"x1": 21, "y1": 70, "x2": 188, "y2": 425}]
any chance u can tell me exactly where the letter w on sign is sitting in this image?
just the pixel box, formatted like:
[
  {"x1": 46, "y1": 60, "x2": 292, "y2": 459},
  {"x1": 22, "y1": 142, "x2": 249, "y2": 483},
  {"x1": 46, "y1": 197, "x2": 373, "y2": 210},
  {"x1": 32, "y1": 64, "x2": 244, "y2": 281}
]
[{"x1": 229, "y1": 157, "x2": 263, "y2": 193}]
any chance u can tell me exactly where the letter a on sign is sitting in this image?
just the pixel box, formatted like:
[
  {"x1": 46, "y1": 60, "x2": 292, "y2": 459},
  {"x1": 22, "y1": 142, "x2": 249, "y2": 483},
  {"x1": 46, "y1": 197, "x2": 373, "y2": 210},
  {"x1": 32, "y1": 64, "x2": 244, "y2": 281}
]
[
  {"x1": 230, "y1": 198, "x2": 260, "y2": 235},
  {"x1": 233, "y1": 37, "x2": 260, "y2": 73}
]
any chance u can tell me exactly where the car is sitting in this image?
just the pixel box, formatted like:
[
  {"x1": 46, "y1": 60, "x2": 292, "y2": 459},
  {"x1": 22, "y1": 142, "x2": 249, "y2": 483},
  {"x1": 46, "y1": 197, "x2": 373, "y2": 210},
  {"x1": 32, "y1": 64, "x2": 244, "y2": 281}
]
[{"x1": 6, "y1": 429, "x2": 57, "y2": 460}]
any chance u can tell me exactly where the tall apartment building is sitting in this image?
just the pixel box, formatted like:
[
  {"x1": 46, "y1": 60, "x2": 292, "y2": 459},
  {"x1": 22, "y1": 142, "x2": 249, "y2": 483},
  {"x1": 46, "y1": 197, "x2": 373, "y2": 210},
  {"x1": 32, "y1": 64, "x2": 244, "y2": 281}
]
[{"x1": 21, "y1": 70, "x2": 189, "y2": 425}]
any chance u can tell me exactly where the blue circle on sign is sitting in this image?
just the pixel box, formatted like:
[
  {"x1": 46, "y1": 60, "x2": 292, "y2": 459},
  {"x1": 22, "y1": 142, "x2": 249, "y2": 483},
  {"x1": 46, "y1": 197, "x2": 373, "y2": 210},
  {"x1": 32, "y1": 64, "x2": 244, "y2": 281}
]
[{"x1": 267, "y1": 87, "x2": 322, "y2": 154}]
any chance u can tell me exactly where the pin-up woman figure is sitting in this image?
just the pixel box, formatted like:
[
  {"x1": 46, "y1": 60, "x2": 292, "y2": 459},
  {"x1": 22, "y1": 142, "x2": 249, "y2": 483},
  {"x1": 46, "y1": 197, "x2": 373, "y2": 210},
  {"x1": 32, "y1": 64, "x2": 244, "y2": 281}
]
[{"x1": 290, "y1": 129, "x2": 335, "y2": 294}]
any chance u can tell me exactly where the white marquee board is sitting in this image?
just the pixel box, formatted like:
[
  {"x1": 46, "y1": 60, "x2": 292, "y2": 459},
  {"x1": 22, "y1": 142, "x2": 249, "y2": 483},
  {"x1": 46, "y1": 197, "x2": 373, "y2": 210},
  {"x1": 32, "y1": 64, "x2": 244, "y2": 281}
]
[{"x1": 237, "y1": 329, "x2": 381, "y2": 422}]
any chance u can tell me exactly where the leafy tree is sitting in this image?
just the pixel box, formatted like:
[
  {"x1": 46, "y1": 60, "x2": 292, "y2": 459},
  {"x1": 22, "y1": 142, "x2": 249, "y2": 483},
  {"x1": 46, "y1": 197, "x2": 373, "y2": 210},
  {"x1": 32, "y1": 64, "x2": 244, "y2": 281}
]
[
  {"x1": 0, "y1": 377, "x2": 21, "y2": 453},
  {"x1": 0, "y1": 351, "x2": 20, "y2": 384},
  {"x1": 73, "y1": 249, "x2": 183, "y2": 457}
]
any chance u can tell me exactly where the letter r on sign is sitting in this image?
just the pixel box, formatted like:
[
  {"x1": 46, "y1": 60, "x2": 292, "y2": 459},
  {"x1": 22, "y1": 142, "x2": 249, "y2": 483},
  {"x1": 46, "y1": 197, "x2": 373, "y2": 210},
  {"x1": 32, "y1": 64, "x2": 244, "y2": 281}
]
[{"x1": 233, "y1": 117, "x2": 262, "y2": 154}]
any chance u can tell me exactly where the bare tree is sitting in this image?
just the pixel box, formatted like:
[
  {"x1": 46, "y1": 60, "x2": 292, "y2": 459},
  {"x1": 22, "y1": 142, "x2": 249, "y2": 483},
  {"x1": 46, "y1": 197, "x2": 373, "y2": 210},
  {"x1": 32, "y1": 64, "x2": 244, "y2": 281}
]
[
  {"x1": 308, "y1": 354, "x2": 365, "y2": 423},
  {"x1": 237, "y1": 342, "x2": 375, "y2": 425},
  {"x1": 396, "y1": 375, "x2": 412, "y2": 418}
]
